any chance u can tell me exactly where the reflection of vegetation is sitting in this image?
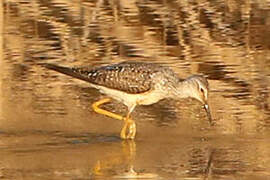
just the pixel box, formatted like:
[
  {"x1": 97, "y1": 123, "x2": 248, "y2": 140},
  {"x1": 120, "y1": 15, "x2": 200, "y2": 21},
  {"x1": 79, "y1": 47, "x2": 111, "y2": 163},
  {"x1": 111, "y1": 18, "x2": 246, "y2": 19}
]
[
  {"x1": 3, "y1": 0, "x2": 269, "y2": 62},
  {"x1": 0, "y1": 0, "x2": 3, "y2": 119}
]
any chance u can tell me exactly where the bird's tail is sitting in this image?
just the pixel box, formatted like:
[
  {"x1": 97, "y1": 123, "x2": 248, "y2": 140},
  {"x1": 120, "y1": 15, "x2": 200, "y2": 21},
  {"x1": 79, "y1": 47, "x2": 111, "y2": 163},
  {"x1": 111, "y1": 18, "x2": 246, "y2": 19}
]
[{"x1": 40, "y1": 63, "x2": 92, "y2": 83}]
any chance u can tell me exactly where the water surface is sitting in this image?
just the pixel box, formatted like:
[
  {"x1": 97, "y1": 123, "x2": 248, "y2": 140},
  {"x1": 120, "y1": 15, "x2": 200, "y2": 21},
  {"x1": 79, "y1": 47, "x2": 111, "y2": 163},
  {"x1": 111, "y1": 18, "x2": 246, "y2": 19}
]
[{"x1": 1, "y1": 0, "x2": 270, "y2": 179}]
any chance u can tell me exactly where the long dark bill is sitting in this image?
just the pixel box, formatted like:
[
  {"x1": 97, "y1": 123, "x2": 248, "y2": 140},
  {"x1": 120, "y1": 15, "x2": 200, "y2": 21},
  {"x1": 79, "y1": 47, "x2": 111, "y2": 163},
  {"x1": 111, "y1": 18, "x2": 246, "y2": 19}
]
[{"x1": 204, "y1": 104, "x2": 213, "y2": 125}]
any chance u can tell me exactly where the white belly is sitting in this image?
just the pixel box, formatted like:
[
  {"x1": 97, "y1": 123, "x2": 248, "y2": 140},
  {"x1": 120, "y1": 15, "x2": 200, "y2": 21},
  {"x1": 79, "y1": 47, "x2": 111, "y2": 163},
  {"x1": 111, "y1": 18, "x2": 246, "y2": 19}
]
[{"x1": 90, "y1": 84, "x2": 165, "y2": 108}]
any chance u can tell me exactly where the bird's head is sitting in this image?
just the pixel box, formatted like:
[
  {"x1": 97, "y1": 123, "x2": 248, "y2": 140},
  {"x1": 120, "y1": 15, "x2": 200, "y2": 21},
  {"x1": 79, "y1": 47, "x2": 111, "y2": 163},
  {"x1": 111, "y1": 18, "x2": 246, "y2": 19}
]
[{"x1": 185, "y1": 75, "x2": 212, "y2": 124}]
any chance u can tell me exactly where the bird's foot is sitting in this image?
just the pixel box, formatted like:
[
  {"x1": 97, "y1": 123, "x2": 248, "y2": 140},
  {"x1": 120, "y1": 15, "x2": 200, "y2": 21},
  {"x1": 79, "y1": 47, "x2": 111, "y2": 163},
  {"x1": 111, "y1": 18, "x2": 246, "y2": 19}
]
[{"x1": 120, "y1": 120, "x2": 136, "y2": 140}]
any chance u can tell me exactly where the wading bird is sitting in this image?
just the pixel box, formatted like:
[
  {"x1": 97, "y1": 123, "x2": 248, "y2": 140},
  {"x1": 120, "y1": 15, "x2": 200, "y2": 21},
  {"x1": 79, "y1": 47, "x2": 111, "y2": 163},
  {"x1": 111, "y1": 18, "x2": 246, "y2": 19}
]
[{"x1": 43, "y1": 61, "x2": 212, "y2": 139}]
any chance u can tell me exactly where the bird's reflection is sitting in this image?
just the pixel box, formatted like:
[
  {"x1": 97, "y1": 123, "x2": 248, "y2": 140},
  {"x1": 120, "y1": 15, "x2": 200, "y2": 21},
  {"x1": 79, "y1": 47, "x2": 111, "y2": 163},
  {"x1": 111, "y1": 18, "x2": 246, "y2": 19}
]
[{"x1": 92, "y1": 140, "x2": 158, "y2": 179}]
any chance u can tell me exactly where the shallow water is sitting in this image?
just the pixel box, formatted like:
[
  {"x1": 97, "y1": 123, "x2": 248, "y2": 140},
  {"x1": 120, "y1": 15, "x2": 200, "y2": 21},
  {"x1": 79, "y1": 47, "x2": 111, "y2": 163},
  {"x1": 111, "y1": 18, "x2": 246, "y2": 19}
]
[{"x1": 1, "y1": 0, "x2": 270, "y2": 179}]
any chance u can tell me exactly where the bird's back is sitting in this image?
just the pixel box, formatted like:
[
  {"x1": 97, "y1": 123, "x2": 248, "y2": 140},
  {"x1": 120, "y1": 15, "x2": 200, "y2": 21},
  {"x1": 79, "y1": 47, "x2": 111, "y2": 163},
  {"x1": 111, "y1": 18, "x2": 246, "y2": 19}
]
[{"x1": 43, "y1": 61, "x2": 178, "y2": 94}]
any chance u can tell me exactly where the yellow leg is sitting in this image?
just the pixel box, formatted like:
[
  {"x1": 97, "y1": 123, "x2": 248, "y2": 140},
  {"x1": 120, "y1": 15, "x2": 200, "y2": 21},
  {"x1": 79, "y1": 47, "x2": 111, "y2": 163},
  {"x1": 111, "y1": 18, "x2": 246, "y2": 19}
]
[
  {"x1": 120, "y1": 109, "x2": 137, "y2": 139},
  {"x1": 92, "y1": 98, "x2": 124, "y2": 121},
  {"x1": 92, "y1": 98, "x2": 136, "y2": 139}
]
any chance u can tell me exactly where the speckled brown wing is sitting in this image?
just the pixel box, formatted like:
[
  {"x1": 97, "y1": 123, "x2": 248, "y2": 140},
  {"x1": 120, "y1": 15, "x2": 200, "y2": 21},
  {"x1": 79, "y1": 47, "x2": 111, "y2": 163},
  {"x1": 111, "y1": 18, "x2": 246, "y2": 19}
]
[{"x1": 43, "y1": 61, "x2": 162, "y2": 94}]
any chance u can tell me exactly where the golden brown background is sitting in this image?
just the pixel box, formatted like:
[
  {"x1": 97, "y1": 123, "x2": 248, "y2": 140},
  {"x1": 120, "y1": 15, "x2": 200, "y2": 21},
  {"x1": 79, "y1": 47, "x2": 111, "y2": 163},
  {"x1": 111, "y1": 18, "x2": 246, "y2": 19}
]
[{"x1": 0, "y1": 0, "x2": 270, "y2": 179}]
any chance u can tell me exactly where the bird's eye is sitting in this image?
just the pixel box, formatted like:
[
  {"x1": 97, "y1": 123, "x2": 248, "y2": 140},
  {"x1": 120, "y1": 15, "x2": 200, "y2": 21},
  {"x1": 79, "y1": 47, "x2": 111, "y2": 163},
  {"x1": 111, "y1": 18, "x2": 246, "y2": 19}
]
[{"x1": 200, "y1": 88, "x2": 204, "y2": 93}]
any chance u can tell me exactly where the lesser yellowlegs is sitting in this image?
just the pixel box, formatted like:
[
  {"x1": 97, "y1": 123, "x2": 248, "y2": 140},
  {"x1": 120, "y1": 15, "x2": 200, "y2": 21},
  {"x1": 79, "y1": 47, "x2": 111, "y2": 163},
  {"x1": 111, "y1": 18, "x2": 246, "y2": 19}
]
[{"x1": 42, "y1": 61, "x2": 212, "y2": 139}]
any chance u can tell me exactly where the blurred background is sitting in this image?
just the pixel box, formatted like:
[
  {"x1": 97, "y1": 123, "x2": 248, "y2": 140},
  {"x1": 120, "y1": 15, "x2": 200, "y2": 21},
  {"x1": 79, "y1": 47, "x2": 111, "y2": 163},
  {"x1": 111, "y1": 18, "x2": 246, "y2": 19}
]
[{"x1": 0, "y1": 0, "x2": 270, "y2": 179}]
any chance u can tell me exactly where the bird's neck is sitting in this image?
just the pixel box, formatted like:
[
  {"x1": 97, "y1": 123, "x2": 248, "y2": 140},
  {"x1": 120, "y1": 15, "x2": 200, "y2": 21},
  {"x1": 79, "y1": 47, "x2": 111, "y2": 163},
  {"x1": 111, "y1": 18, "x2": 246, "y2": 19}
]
[{"x1": 170, "y1": 78, "x2": 193, "y2": 99}]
